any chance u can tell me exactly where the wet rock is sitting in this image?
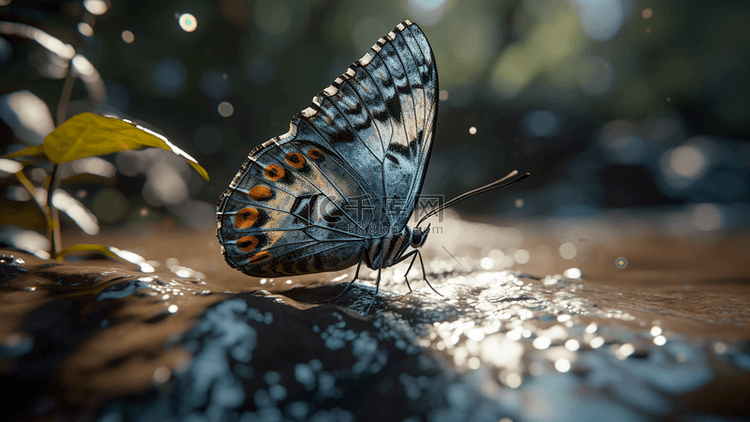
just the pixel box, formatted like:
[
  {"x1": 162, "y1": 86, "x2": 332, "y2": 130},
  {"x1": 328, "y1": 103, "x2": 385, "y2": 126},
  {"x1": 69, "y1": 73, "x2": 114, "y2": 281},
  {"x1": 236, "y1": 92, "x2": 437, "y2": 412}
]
[{"x1": 1, "y1": 247, "x2": 749, "y2": 421}]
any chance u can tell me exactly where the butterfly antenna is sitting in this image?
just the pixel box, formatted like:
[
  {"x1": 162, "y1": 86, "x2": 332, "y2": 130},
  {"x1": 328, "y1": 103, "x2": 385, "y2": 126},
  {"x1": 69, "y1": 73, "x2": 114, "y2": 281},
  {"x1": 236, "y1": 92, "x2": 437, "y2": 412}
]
[{"x1": 416, "y1": 170, "x2": 530, "y2": 227}]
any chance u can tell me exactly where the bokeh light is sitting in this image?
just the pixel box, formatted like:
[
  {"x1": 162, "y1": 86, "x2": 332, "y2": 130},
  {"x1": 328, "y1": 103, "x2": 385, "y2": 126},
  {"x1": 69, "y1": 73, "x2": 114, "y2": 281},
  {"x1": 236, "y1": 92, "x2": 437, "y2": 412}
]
[
  {"x1": 523, "y1": 110, "x2": 559, "y2": 137},
  {"x1": 664, "y1": 144, "x2": 708, "y2": 180},
  {"x1": 555, "y1": 358, "x2": 571, "y2": 372},
  {"x1": 563, "y1": 267, "x2": 582, "y2": 279},
  {"x1": 577, "y1": 56, "x2": 614, "y2": 95},
  {"x1": 468, "y1": 126, "x2": 477, "y2": 135},
  {"x1": 77, "y1": 22, "x2": 94, "y2": 37},
  {"x1": 179, "y1": 13, "x2": 198, "y2": 32},
  {"x1": 569, "y1": 0, "x2": 626, "y2": 41},
  {"x1": 121, "y1": 30, "x2": 135, "y2": 43},
  {"x1": 152, "y1": 58, "x2": 187, "y2": 96},
  {"x1": 691, "y1": 203, "x2": 723, "y2": 231},
  {"x1": 218, "y1": 101, "x2": 234, "y2": 117},
  {"x1": 514, "y1": 249, "x2": 530, "y2": 264},
  {"x1": 92, "y1": 188, "x2": 129, "y2": 223},
  {"x1": 407, "y1": 0, "x2": 449, "y2": 26},
  {"x1": 565, "y1": 339, "x2": 580, "y2": 351},
  {"x1": 245, "y1": 56, "x2": 275, "y2": 86},
  {"x1": 83, "y1": 0, "x2": 109, "y2": 16},
  {"x1": 254, "y1": 0, "x2": 290, "y2": 36},
  {"x1": 0, "y1": 90, "x2": 55, "y2": 145},
  {"x1": 615, "y1": 257, "x2": 628, "y2": 269},
  {"x1": 559, "y1": 242, "x2": 577, "y2": 259},
  {"x1": 505, "y1": 372, "x2": 522, "y2": 389},
  {"x1": 200, "y1": 70, "x2": 232, "y2": 99}
]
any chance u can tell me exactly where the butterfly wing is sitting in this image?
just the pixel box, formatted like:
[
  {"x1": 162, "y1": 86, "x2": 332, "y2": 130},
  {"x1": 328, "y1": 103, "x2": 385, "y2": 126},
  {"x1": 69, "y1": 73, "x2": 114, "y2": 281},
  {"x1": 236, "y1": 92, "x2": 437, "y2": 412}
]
[
  {"x1": 217, "y1": 20, "x2": 438, "y2": 277},
  {"x1": 308, "y1": 21, "x2": 439, "y2": 229}
]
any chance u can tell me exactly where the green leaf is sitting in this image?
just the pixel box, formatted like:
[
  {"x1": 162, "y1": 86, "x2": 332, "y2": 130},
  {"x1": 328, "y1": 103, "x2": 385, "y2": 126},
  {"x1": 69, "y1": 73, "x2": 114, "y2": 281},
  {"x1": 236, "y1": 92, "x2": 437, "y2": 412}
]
[{"x1": 3, "y1": 112, "x2": 209, "y2": 180}]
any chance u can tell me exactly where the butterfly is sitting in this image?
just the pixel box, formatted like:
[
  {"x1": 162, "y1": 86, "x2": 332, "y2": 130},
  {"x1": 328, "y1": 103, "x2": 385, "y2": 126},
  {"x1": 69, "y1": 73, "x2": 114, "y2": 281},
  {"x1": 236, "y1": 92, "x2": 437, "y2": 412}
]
[{"x1": 217, "y1": 20, "x2": 528, "y2": 312}]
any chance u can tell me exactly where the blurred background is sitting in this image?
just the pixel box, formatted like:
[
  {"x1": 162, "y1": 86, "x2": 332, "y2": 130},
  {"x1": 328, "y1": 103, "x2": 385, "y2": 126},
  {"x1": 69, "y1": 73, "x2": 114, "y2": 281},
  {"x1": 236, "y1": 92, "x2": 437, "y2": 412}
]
[
  {"x1": 2, "y1": 4, "x2": 750, "y2": 420},
  {"x1": 1, "y1": 0, "x2": 749, "y2": 245}
]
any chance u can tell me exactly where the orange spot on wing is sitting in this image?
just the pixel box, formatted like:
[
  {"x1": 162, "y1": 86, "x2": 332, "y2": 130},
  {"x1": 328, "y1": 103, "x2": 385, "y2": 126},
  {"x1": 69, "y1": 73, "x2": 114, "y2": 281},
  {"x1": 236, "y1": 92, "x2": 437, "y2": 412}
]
[
  {"x1": 237, "y1": 236, "x2": 260, "y2": 252},
  {"x1": 284, "y1": 152, "x2": 305, "y2": 169},
  {"x1": 234, "y1": 207, "x2": 259, "y2": 229},
  {"x1": 264, "y1": 164, "x2": 285, "y2": 181},
  {"x1": 307, "y1": 148, "x2": 323, "y2": 160},
  {"x1": 248, "y1": 250, "x2": 271, "y2": 263},
  {"x1": 248, "y1": 185, "x2": 273, "y2": 200}
]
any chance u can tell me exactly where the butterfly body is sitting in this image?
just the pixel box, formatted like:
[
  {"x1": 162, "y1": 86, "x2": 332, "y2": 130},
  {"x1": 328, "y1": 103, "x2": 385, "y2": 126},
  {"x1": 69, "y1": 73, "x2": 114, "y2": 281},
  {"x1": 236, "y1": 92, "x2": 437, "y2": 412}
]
[{"x1": 217, "y1": 20, "x2": 439, "y2": 307}]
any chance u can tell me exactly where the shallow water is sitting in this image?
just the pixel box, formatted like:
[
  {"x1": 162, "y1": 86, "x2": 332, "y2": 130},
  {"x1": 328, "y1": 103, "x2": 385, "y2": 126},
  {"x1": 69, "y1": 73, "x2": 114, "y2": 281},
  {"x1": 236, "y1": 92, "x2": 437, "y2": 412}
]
[{"x1": 1, "y1": 215, "x2": 749, "y2": 421}]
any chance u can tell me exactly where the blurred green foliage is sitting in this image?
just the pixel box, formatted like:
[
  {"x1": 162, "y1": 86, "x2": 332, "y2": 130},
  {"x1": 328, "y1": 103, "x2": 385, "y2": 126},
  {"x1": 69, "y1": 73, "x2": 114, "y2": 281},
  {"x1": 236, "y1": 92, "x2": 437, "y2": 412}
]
[{"x1": 1, "y1": 0, "x2": 748, "y2": 233}]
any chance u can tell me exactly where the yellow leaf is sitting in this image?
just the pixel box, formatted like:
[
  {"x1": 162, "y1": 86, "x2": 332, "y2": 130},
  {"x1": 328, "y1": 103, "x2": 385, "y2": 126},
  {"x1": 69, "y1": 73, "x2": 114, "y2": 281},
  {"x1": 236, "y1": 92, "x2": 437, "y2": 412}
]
[
  {"x1": 3, "y1": 112, "x2": 209, "y2": 180},
  {"x1": 2, "y1": 144, "x2": 46, "y2": 160},
  {"x1": 59, "y1": 243, "x2": 155, "y2": 273}
]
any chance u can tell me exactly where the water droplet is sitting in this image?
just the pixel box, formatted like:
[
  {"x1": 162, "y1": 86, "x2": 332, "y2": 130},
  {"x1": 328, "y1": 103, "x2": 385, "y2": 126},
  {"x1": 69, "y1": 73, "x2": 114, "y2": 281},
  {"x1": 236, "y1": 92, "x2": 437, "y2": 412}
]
[{"x1": 563, "y1": 267, "x2": 582, "y2": 279}]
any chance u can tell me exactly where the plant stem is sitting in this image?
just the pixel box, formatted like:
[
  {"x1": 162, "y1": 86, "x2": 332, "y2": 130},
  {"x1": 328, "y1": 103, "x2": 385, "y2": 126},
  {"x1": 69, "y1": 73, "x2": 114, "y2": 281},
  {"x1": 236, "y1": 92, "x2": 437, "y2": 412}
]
[
  {"x1": 46, "y1": 57, "x2": 76, "y2": 259},
  {"x1": 56, "y1": 62, "x2": 76, "y2": 126},
  {"x1": 47, "y1": 163, "x2": 62, "y2": 259}
]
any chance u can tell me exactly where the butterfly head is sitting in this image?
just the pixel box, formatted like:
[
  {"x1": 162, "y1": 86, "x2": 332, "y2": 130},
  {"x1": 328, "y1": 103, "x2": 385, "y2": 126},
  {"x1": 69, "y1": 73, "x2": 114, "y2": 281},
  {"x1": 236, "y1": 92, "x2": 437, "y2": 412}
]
[{"x1": 411, "y1": 224, "x2": 431, "y2": 248}]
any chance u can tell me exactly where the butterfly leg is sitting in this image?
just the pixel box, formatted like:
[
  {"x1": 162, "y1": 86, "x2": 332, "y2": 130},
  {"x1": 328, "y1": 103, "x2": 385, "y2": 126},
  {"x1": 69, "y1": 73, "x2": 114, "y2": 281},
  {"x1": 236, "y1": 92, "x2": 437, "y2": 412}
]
[
  {"x1": 327, "y1": 249, "x2": 365, "y2": 302},
  {"x1": 365, "y1": 266, "x2": 382, "y2": 314},
  {"x1": 398, "y1": 250, "x2": 420, "y2": 292},
  {"x1": 416, "y1": 250, "x2": 443, "y2": 297},
  {"x1": 397, "y1": 249, "x2": 442, "y2": 297}
]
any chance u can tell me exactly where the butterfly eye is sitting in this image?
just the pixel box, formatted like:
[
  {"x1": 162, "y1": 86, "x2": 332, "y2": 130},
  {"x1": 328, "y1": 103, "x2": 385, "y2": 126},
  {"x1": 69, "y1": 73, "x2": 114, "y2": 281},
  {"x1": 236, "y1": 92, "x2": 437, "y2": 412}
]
[{"x1": 411, "y1": 230, "x2": 422, "y2": 248}]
